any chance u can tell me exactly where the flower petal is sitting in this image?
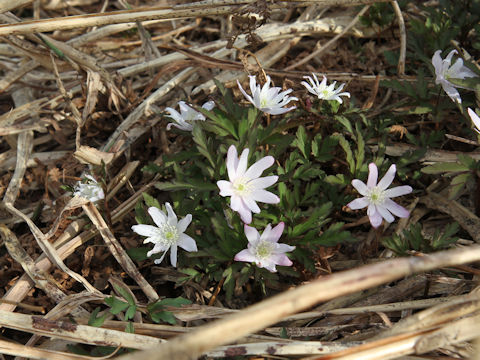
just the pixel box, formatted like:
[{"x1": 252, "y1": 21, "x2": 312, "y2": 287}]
[
  {"x1": 243, "y1": 196, "x2": 261, "y2": 214},
  {"x1": 376, "y1": 204, "x2": 395, "y2": 223},
  {"x1": 249, "y1": 176, "x2": 278, "y2": 190},
  {"x1": 244, "y1": 156, "x2": 275, "y2": 179},
  {"x1": 251, "y1": 189, "x2": 280, "y2": 204},
  {"x1": 236, "y1": 148, "x2": 249, "y2": 178},
  {"x1": 384, "y1": 185, "x2": 412, "y2": 198},
  {"x1": 468, "y1": 108, "x2": 480, "y2": 132},
  {"x1": 217, "y1": 180, "x2": 234, "y2": 197},
  {"x1": 226, "y1": 145, "x2": 239, "y2": 180},
  {"x1": 270, "y1": 253, "x2": 292, "y2": 267},
  {"x1": 367, "y1": 163, "x2": 378, "y2": 188},
  {"x1": 368, "y1": 210, "x2": 383, "y2": 228},
  {"x1": 202, "y1": 100, "x2": 215, "y2": 111},
  {"x1": 244, "y1": 224, "x2": 259, "y2": 243},
  {"x1": 232, "y1": 197, "x2": 252, "y2": 223},
  {"x1": 347, "y1": 197, "x2": 369, "y2": 210},
  {"x1": 442, "y1": 82, "x2": 462, "y2": 103},
  {"x1": 234, "y1": 249, "x2": 256, "y2": 263},
  {"x1": 351, "y1": 179, "x2": 368, "y2": 196},
  {"x1": 269, "y1": 222, "x2": 285, "y2": 243},
  {"x1": 165, "y1": 202, "x2": 178, "y2": 226},
  {"x1": 178, "y1": 234, "x2": 198, "y2": 252},
  {"x1": 131, "y1": 224, "x2": 159, "y2": 237},
  {"x1": 170, "y1": 244, "x2": 178, "y2": 267},
  {"x1": 432, "y1": 50, "x2": 443, "y2": 76},
  {"x1": 383, "y1": 198, "x2": 410, "y2": 218},
  {"x1": 177, "y1": 214, "x2": 192, "y2": 233},
  {"x1": 148, "y1": 207, "x2": 167, "y2": 227},
  {"x1": 377, "y1": 164, "x2": 396, "y2": 190},
  {"x1": 237, "y1": 79, "x2": 255, "y2": 106},
  {"x1": 276, "y1": 243, "x2": 295, "y2": 253}
]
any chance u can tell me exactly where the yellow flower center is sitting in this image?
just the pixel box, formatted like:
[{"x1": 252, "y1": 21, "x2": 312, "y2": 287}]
[
  {"x1": 233, "y1": 178, "x2": 252, "y2": 196},
  {"x1": 159, "y1": 224, "x2": 179, "y2": 245},
  {"x1": 367, "y1": 187, "x2": 385, "y2": 205},
  {"x1": 255, "y1": 241, "x2": 275, "y2": 260}
]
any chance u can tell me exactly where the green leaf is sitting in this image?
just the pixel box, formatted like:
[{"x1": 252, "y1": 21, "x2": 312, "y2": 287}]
[
  {"x1": 125, "y1": 305, "x2": 137, "y2": 321},
  {"x1": 291, "y1": 203, "x2": 332, "y2": 237},
  {"x1": 422, "y1": 162, "x2": 469, "y2": 174},
  {"x1": 134, "y1": 200, "x2": 149, "y2": 225},
  {"x1": 125, "y1": 322, "x2": 135, "y2": 333},
  {"x1": 312, "y1": 134, "x2": 338, "y2": 162},
  {"x1": 126, "y1": 247, "x2": 150, "y2": 262},
  {"x1": 155, "y1": 180, "x2": 217, "y2": 192},
  {"x1": 158, "y1": 297, "x2": 192, "y2": 307},
  {"x1": 141, "y1": 162, "x2": 162, "y2": 173},
  {"x1": 105, "y1": 296, "x2": 129, "y2": 315},
  {"x1": 151, "y1": 310, "x2": 177, "y2": 325},
  {"x1": 315, "y1": 222, "x2": 351, "y2": 246},
  {"x1": 88, "y1": 307, "x2": 107, "y2": 327},
  {"x1": 142, "y1": 192, "x2": 160, "y2": 209},
  {"x1": 192, "y1": 125, "x2": 215, "y2": 168},
  {"x1": 112, "y1": 283, "x2": 136, "y2": 306},
  {"x1": 336, "y1": 134, "x2": 355, "y2": 174},
  {"x1": 292, "y1": 126, "x2": 310, "y2": 158}
]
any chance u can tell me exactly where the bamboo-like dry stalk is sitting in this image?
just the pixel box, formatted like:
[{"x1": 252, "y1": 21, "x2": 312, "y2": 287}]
[
  {"x1": 0, "y1": 0, "x2": 390, "y2": 36},
  {"x1": 82, "y1": 202, "x2": 159, "y2": 302},
  {"x1": 0, "y1": 338, "x2": 91, "y2": 360},
  {"x1": 0, "y1": 310, "x2": 164, "y2": 349},
  {"x1": 0, "y1": 0, "x2": 32, "y2": 14},
  {"x1": 117, "y1": 245, "x2": 480, "y2": 360}
]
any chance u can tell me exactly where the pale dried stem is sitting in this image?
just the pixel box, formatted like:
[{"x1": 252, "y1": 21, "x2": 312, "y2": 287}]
[
  {"x1": 117, "y1": 245, "x2": 480, "y2": 360},
  {"x1": 0, "y1": 0, "x2": 32, "y2": 14},
  {"x1": 0, "y1": 226, "x2": 89, "y2": 318},
  {"x1": 285, "y1": 5, "x2": 371, "y2": 70},
  {"x1": 3, "y1": 198, "x2": 101, "y2": 295},
  {"x1": 391, "y1": 1, "x2": 406, "y2": 75},
  {"x1": 0, "y1": 178, "x2": 158, "y2": 313},
  {"x1": 0, "y1": 310, "x2": 164, "y2": 349},
  {"x1": 0, "y1": 338, "x2": 90, "y2": 360},
  {"x1": 0, "y1": 0, "x2": 390, "y2": 36},
  {"x1": 82, "y1": 202, "x2": 159, "y2": 302}
]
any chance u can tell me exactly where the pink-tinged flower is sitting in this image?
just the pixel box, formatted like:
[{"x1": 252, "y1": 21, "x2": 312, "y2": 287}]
[
  {"x1": 234, "y1": 222, "x2": 295, "y2": 272},
  {"x1": 468, "y1": 108, "x2": 480, "y2": 134},
  {"x1": 301, "y1": 73, "x2": 350, "y2": 103},
  {"x1": 165, "y1": 100, "x2": 215, "y2": 131},
  {"x1": 131, "y1": 203, "x2": 197, "y2": 267},
  {"x1": 217, "y1": 145, "x2": 280, "y2": 224},
  {"x1": 347, "y1": 163, "x2": 412, "y2": 228},
  {"x1": 432, "y1": 50, "x2": 477, "y2": 104},
  {"x1": 237, "y1": 75, "x2": 298, "y2": 115}
]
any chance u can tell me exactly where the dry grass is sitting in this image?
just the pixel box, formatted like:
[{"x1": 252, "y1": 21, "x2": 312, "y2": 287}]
[{"x1": 1, "y1": 0, "x2": 479, "y2": 359}]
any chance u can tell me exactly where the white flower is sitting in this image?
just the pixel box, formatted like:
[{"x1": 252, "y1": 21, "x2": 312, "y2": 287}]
[
  {"x1": 347, "y1": 163, "x2": 412, "y2": 228},
  {"x1": 468, "y1": 108, "x2": 480, "y2": 134},
  {"x1": 234, "y1": 222, "x2": 295, "y2": 272},
  {"x1": 301, "y1": 73, "x2": 350, "y2": 103},
  {"x1": 131, "y1": 203, "x2": 197, "y2": 267},
  {"x1": 432, "y1": 49, "x2": 477, "y2": 104},
  {"x1": 237, "y1": 75, "x2": 298, "y2": 115},
  {"x1": 73, "y1": 174, "x2": 104, "y2": 203},
  {"x1": 165, "y1": 100, "x2": 215, "y2": 131},
  {"x1": 217, "y1": 145, "x2": 280, "y2": 224}
]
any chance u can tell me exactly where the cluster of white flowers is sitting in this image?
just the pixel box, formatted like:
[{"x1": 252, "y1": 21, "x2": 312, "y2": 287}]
[{"x1": 163, "y1": 73, "x2": 351, "y2": 131}]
